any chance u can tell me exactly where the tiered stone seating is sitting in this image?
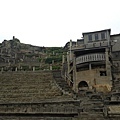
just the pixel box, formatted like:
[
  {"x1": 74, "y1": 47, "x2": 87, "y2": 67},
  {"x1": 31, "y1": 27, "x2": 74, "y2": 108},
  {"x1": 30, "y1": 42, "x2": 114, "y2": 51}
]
[
  {"x1": 110, "y1": 77, "x2": 120, "y2": 101},
  {"x1": 0, "y1": 71, "x2": 69, "y2": 103},
  {"x1": 79, "y1": 93, "x2": 104, "y2": 114}
]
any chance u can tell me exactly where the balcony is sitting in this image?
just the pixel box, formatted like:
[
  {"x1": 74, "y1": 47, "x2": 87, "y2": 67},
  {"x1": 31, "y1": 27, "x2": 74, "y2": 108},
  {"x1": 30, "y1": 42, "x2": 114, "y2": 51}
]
[
  {"x1": 76, "y1": 53, "x2": 105, "y2": 64},
  {"x1": 71, "y1": 41, "x2": 108, "y2": 51}
]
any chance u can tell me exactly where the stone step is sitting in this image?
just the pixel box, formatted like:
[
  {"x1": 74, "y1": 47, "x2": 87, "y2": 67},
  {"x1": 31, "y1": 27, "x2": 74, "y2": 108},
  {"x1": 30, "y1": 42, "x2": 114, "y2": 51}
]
[
  {"x1": 0, "y1": 71, "x2": 69, "y2": 103},
  {"x1": 53, "y1": 71, "x2": 75, "y2": 95}
]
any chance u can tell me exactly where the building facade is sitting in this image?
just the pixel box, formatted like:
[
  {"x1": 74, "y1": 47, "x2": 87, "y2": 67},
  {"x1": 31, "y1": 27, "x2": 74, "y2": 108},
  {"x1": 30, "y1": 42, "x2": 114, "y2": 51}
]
[{"x1": 63, "y1": 29, "x2": 120, "y2": 93}]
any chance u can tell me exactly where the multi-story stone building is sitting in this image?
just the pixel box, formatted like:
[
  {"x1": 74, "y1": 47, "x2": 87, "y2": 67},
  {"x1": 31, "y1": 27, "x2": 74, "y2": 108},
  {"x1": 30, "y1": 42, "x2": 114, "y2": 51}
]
[{"x1": 63, "y1": 29, "x2": 120, "y2": 93}]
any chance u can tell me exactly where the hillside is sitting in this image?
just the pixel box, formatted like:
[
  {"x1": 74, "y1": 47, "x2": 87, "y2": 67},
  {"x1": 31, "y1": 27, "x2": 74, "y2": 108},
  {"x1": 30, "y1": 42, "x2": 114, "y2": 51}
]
[{"x1": 0, "y1": 37, "x2": 64, "y2": 71}]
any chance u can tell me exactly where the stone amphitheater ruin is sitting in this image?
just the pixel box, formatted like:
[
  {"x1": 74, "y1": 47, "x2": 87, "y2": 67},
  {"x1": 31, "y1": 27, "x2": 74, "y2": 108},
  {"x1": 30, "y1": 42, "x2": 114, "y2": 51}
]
[{"x1": 0, "y1": 29, "x2": 120, "y2": 120}]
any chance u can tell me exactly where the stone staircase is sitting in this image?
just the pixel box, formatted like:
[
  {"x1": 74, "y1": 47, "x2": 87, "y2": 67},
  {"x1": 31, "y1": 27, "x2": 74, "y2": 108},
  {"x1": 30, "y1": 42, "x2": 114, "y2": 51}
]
[
  {"x1": 0, "y1": 70, "x2": 79, "y2": 119},
  {"x1": 0, "y1": 71, "x2": 69, "y2": 103},
  {"x1": 53, "y1": 71, "x2": 75, "y2": 96},
  {"x1": 112, "y1": 78, "x2": 120, "y2": 91},
  {"x1": 78, "y1": 93, "x2": 114, "y2": 119}
]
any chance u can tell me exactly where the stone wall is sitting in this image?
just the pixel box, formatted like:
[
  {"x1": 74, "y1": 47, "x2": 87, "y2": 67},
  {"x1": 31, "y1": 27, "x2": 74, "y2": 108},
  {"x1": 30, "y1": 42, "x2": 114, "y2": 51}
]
[
  {"x1": 75, "y1": 69, "x2": 112, "y2": 92},
  {"x1": 111, "y1": 34, "x2": 120, "y2": 52}
]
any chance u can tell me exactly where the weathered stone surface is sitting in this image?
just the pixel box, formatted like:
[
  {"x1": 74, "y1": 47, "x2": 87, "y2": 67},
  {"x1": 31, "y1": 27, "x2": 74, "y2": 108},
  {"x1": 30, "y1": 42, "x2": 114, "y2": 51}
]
[{"x1": 0, "y1": 71, "x2": 71, "y2": 103}]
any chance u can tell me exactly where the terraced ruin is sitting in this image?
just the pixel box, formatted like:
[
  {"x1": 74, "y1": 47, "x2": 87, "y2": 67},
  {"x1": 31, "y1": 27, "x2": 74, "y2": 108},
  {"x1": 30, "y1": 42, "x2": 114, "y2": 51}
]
[
  {"x1": 0, "y1": 71, "x2": 79, "y2": 120},
  {"x1": 0, "y1": 70, "x2": 119, "y2": 120},
  {"x1": 0, "y1": 32, "x2": 120, "y2": 120}
]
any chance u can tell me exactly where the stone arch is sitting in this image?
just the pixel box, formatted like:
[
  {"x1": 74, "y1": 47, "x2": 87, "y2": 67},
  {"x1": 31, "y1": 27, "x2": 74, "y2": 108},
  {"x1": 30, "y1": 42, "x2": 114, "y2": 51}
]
[{"x1": 78, "y1": 81, "x2": 89, "y2": 90}]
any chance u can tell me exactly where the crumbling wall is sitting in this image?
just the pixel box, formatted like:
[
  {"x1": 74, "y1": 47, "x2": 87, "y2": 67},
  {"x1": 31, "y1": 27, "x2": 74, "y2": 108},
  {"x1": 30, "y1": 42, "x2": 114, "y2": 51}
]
[{"x1": 75, "y1": 69, "x2": 112, "y2": 92}]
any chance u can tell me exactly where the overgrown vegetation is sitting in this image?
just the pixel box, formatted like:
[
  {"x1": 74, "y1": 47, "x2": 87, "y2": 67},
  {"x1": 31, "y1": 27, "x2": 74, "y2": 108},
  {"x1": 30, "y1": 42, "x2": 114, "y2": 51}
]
[
  {"x1": 41, "y1": 47, "x2": 64, "y2": 70},
  {"x1": 45, "y1": 56, "x2": 62, "y2": 64}
]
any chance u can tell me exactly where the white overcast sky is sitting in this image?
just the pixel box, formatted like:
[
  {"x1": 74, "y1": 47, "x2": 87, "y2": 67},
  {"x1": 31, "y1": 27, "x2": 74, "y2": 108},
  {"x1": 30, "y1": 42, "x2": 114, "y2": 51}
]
[{"x1": 0, "y1": 0, "x2": 120, "y2": 47}]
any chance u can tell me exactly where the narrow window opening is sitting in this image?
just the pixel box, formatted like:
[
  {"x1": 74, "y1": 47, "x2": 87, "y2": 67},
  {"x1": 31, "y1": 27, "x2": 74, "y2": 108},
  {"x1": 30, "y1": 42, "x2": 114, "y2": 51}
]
[
  {"x1": 100, "y1": 71, "x2": 107, "y2": 76},
  {"x1": 95, "y1": 34, "x2": 98, "y2": 40},
  {"x1": 88, "y1": 34, "x2": 92, "y2": 41},
  {"x1": 101, "y1": 32, "x2": 105, "y2": 39}
]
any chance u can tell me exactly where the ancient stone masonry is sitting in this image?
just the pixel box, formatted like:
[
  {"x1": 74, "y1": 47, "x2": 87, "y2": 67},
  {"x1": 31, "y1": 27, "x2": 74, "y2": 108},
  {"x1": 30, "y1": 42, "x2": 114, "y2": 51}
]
[
  {"x1": 63, "y1": 29, "x2": 120, "y2": 93},
  {"x1": 0, "y1": 71, "x2": 68, "y2": 103},
  {"x1": 61, "y1": 29, "x2": 120, "y2": 119},
  {"x1": 0, "y1": 30, "x2": 120, "y2": 119},
  {"x1": 0, "y1": 71, "x2": 79, "y2": 119},
  {"x1": 0, "y1": 101, "x2": 78, "y2": 114}
]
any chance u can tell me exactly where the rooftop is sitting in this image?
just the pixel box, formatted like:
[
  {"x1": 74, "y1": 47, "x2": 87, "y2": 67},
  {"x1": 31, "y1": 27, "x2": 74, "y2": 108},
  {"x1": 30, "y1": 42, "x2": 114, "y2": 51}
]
[{"x1": 82, "y1": 29, "x2": 111, "y2": 36}]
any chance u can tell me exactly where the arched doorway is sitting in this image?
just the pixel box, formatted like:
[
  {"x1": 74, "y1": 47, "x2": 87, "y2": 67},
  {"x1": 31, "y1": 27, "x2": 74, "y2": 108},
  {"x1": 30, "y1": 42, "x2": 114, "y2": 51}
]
[{"x1": 78, "y1": 81, "x2": 89, "y2": 90}]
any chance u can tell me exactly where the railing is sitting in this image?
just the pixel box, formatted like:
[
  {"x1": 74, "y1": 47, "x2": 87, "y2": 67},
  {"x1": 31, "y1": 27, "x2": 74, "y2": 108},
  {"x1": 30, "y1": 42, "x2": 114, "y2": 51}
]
[
  {"x1": 76, "y1": 53, "x2": 105, "y2": 64},
  {"x1": 71, "y1": 41, "x2": 108, "y2": 50},
  {"x1": 65, "y1": 74, "x2": 73, "y2": 83}
]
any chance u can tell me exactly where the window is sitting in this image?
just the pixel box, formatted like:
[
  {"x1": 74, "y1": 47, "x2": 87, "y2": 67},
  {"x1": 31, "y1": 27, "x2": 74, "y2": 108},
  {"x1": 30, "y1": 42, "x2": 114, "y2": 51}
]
[
  {"x1": 101, "y1": 32, "x2": 105, "y2": 39},
  {"x1": 100, "y1": 71, "x2": 107, "y2": 76},
  {"x1": 95, "y1": 34, "x2": 98, "y2": 40},
  {"x1": 88, "y1": 34, "x2": 92, "y2": 41}
]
